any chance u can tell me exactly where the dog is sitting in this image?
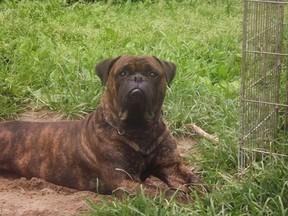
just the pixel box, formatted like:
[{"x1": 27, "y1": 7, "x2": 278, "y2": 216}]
[{"x1": 0, "y1": 55, "x2": 200, "y2": 195}]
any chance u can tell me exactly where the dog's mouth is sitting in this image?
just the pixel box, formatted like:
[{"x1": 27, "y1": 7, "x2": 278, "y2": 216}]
[
  {"x1": 127, "y1": 88, "x2": 146, "y2": 107},
  {"x1": 125, "y1": 88, "x2": 147, "y2": 117},
  {"x1": 119, "y1": 88, "x2": 153, "y2": 129}
]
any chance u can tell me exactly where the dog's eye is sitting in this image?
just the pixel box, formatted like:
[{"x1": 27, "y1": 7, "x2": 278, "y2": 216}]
[
  {"x1": 149, "y1": 71, "x2": 157, "y2": 78},
  {"x1": 119, "y1": 71, "x2": 127, "y2": 77}
]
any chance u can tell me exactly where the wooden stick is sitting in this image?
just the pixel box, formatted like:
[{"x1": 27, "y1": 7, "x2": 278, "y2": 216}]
[{"x1": 186, "y1": 124, "x2": 219, "y2": 144}]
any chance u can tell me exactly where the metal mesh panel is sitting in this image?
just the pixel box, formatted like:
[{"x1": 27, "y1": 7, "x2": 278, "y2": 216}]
[{"x1": 239, "y1": 0, "x2": 288, "y2": 169}]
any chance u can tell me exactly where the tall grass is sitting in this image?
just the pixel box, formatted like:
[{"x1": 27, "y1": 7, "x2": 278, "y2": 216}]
[{"x1": 0, "y1": 0, "x2": 287, "y2": 215}]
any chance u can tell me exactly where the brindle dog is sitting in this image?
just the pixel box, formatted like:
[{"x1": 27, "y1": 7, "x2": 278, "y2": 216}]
[{"x1": 0, "y1": 56, "x2": 200, "y2": 195}]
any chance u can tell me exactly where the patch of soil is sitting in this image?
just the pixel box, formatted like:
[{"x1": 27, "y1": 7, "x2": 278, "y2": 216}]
[
  {"x1": 0, "y1": 110, "x2": 197, "y2": 216},
  {"x1": 0, "y1": 172, "x2": 98, "y2": 216}
]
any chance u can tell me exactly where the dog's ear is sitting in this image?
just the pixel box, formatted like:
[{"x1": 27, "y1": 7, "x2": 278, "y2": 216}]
[
  {"x1": 153, "y1": 56, "x2": 176, "y2": 86},
  {"x1": 96, "y1": 56, "x2": 121, "y2": 85}
]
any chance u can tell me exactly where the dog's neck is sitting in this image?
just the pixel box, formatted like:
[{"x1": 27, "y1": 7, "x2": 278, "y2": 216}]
[
  {"x1": 100, "y1": 105, "x2": 167, "y2": 156},
  {"x1": 103, "y1": 111, "x2": 125, "y2": 135},
  {"x1": 101, "y1": 106, "x2": 162, "y2": 138}
]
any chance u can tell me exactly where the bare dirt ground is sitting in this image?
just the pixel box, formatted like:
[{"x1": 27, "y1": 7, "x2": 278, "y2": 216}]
[{"x1": 0, "y1": 110, "x2": 197, "y2": 216}]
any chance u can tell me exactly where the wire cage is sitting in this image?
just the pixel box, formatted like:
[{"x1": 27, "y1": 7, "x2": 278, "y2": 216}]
[{"x1": 239, "y1": 0, "x2": 288, "y2": 170}]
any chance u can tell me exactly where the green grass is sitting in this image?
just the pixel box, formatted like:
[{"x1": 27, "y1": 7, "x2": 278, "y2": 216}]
[{"x1": 0, "y1": 0, "x2": 287, "y2": 215}]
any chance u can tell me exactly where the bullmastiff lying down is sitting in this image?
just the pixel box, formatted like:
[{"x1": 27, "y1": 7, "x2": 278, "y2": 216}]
[{"x1": 0, "y1": 55, "x2": 201, "y2": 195}]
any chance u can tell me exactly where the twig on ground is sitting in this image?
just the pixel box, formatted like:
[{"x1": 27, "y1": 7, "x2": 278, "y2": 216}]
[{"x1": 186, "y1": 124, "x2": 219, "y2": 144}]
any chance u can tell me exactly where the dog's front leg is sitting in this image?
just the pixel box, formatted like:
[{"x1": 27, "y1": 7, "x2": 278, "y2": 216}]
[
  {"x1": 151, "y1": 136, "x2": 202, "y2": 194},
  {"x1": 157, "y1": 163, "x2": 201, "y2": 193}
]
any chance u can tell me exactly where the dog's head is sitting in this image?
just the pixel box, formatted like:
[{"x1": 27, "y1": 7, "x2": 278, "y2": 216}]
[{"x1": 96, "y1": 55, "x2": 176, "y2": 130}]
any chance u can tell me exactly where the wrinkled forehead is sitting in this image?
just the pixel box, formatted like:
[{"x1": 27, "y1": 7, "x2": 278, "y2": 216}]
[{"x1": 111, "y1": 56, "x2": 163, "y2": 73}]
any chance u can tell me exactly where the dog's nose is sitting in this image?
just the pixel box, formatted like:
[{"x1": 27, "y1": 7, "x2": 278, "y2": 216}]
[{"x1": 131, "y1": 75, "x2": 144, "y2": 83}]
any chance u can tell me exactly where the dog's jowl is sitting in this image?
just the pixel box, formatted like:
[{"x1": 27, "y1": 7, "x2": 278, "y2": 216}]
[{"x1": 0, "y1": 55, "x2": 200, "y2": 195}]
